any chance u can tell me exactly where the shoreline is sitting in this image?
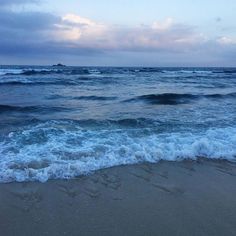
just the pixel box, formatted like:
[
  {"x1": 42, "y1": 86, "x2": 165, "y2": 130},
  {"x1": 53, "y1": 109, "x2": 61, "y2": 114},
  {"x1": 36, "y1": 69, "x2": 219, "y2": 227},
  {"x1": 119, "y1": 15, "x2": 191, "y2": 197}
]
[{"x1": 1, "y1": 159, "x2": 236, "y2": 236}]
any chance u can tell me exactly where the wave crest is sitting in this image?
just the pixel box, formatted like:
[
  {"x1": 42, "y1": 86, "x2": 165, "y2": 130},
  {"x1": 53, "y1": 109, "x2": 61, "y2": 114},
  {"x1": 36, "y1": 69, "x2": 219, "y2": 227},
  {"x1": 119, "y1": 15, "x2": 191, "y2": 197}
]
[
  {"x1": 0, "y1": 121, "x2": 235, "y2": 183},
  {"x1": 125, "y1": 93, "x2": 236, "y2": 105}
]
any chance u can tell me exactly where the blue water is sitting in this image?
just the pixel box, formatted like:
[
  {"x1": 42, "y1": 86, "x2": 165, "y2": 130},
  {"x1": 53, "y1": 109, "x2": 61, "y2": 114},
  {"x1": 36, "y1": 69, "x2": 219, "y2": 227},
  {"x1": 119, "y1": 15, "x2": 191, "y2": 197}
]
[{"x1": 0, "y1": 66, "x2": 236, "y2": 182}]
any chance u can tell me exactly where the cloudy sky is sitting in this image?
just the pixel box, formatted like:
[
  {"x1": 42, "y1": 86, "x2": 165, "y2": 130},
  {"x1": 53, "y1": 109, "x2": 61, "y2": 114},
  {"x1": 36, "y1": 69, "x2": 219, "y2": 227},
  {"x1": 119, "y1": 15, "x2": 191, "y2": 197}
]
[{"x1": 0, "y1": 0, "x2": 236, "y2": 66}]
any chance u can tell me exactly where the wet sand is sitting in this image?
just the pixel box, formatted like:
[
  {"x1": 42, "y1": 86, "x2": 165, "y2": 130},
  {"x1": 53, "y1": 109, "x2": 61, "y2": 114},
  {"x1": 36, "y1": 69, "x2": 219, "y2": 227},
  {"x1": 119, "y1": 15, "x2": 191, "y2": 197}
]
[{"x1": 0, "y1": 159, "x2": 236, "y2": 236}]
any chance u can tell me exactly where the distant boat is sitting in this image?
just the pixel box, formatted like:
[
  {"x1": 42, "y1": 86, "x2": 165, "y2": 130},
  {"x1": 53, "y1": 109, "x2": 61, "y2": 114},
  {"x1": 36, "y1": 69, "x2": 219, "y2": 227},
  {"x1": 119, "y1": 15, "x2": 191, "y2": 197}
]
[{"x1": 52, "y1": 63, "x2": 66, "y2": 67}]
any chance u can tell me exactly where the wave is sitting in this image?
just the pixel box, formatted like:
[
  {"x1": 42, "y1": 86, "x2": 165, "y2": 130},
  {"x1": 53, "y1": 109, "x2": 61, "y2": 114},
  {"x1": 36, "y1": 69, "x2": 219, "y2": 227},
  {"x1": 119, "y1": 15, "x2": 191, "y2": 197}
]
[
  {"x1": 2, "y1": 69, "x2": 60, "y2": 76},
  {"x1": 1, "y1": 68, "x2": 93, "y2": 76},
  {"x1": 0, "y1": 120, "x2": 235, "y2": 183},
  {"x1": 212, "y1": 69, "x2": 236, "y2": 74},
  {"x1": 0, "y1": 81, "x2": 30, "y2": 86},
  {"x1": 46, "y1": 95, "x2": 117, "y2": 101},
  {"x1": 73, "y1": 96, "x2": 117, "y2": 101},
  {"x1": 21, "y1": 70, "x2": 62, "y2": 76},
  {"x1": 0, "y1": 80, "x2": 81, "y2": 86},
  {"x1": 0, "y1": 81, "x2": 57, "y2": 86},
  {"x1": 1, "y1": 67, "x2": 236, "y2": 77},
  {"x1": 75, "y1": 118, "x2": 160, "y2": 128},
  {"x1": 0, "y1": 117, "x2": 173, "y2": 130},
  {"x1": 125, "y1": 93, "x2": 236, "y2": 105},
  {"x1": 0, "y1": 76, "x2": 116, "y2": 86},
  {"x1": 205, "y1": 92, "x2": 236, "y2": 98},
  {"x1": 0, "y1": 69, "x2": 24, "y2": 76},
  {"x1": 138, "y1": 68, "x2": 163, "y2": 73},
  {"x1": 0, "y1": 104, "x2": 70, "y2": 113}
]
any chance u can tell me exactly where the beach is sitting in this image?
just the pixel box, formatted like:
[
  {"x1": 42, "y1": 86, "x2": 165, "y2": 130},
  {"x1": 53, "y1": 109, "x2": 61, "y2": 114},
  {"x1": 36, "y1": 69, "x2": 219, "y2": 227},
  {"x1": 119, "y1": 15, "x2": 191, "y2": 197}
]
[
  {"x1": 1, "y1": 159, "x2": 236, "y2": 236},
  {"x1": 1, "y1": 0, "x2": 236, "y2": 234},
  {"x1": 0, "y1": 66, "x2": 236, "y2": 235}
]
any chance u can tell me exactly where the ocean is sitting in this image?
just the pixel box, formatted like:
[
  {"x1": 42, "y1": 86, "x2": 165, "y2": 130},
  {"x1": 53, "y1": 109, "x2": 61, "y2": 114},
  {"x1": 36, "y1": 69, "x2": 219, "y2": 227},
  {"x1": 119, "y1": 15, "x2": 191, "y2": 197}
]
[{"x1": 0, "y1": 66, "x2": 236, "y2": 182}]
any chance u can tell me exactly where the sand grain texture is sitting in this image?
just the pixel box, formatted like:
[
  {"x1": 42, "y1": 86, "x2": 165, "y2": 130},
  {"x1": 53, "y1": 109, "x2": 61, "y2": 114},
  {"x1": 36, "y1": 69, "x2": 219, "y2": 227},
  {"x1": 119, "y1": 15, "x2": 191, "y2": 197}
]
[{"x1": 0, "y1": 160, "x2": 236, "y2": 236}]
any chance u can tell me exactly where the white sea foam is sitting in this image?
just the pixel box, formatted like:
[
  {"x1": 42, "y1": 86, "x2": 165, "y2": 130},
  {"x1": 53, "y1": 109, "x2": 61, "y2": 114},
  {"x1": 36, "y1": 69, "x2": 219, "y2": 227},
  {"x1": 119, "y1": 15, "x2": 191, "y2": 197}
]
[
  {"x1": 0, "y1": 68, "x2": 60, "y2": 76},
  {"x1": 0, "y1": 69, "x2": 24, "y2": 75},
  {"x1": 0, "y1": 121, "x2": 235, "y2": 183}
]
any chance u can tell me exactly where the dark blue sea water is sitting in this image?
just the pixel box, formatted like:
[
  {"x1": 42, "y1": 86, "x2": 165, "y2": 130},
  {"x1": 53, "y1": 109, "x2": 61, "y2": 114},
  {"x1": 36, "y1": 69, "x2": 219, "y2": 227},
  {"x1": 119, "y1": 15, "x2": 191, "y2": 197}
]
[{"x1": 0, "y1": 66, "x2": 236, "y2": 182}]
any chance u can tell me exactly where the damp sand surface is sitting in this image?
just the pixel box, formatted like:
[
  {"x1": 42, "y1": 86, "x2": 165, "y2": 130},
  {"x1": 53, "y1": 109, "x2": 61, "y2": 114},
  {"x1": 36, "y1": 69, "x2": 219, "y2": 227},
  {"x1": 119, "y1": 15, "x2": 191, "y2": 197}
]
[{"x1": 1, "y1": 159, "x2": 236, "y2": 236}]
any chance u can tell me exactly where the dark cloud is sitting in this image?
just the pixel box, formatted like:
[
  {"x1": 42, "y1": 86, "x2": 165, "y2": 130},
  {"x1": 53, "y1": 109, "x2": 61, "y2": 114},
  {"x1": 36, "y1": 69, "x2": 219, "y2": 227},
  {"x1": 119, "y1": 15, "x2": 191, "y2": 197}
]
[
  {"x1": 216, "y1": 17, "x2": 222, "y2": 23},
  {"x1": 0, "y1": 7, "x2": 235, "y2": 66},
  {"x1": 0, "y1": 0, "x2": 38, "y2": 6},
  {"x1": 0, "y1": 9, "x2": 59, "y2": 31},
  {"x1": 0, "y1": 38, "x2": 104, "y2": 56},
  {"x1": 0, "y1": 11, "x2": 103, "y2": 58},
  {"x1": 0, "y1": 8, "x2": 61, "y2": 58}
]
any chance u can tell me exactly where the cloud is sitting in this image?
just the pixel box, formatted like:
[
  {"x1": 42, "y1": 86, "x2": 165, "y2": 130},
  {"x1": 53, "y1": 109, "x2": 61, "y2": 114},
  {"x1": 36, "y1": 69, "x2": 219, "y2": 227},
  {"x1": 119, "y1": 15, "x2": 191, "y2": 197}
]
[
  {"x1": 0, "y1": 11, "x2": 104, "y2": 58},
  {"x1": 62, "y1": 14, "x2": 97, "y2": 27},
  {"x1": 0, "y1": 9, "x2": 59, "y2": 31},
  {"x1": 0, "y1": 0, "x2": 38, "y2": 6},
  {"x1": 54, "y1": 14, "x2": 107, "y2": 41},
  {"x1": 215, "y1": 17, "x2": 222, "y2": 23},
  {"x1": 217, "y1": 36, "x2": 236, "y2": 45},
  {"x1": 0, "y1": 10, "x2": 235, "y2": 66},
  {"x1": 151, "y1": 18, "x2": 174, "y2": 30},
  {"x1": 52, "y1": 14, "x2": 207, "y2": 54}
]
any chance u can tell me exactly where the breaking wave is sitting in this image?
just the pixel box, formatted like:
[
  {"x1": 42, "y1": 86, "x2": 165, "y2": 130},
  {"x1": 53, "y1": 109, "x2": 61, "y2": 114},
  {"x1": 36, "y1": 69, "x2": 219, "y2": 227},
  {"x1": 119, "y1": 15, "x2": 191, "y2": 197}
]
[
  {"x1": 0, "y1": 120, "x2": 235, "y2": 183},
  {"x1": 0, "y1": 68, "x2": 92, "y2": 76}
]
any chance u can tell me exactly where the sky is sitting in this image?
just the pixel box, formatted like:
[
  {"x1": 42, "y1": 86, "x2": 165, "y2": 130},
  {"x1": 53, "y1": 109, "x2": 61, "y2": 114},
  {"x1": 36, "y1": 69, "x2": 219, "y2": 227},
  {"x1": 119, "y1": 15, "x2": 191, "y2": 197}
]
[{"x1": 0, "y1": 0, "x2": 236, "y2": 66}]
